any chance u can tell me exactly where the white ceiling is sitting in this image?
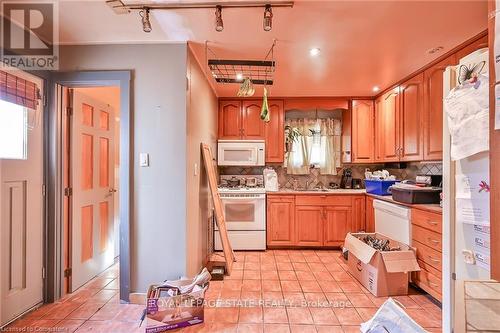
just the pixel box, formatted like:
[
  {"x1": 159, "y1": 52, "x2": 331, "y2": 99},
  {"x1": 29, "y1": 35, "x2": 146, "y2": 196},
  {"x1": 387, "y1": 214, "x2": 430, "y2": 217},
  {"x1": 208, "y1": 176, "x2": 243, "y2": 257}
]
[{"x1": 57, "y1": 0, "x2": 488, "y2": 97}]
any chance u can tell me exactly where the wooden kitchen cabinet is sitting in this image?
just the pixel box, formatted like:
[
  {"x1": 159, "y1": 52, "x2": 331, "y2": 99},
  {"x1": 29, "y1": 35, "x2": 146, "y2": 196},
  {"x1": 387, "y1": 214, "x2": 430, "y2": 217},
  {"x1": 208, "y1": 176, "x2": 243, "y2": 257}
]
[
  {"x1": 242, "y1": 101, "x2": 266, "y2": 139},
  {"x1": 295, "y1": 205, "x2": 324, "y2": 246},
  {"x1": 267, "y1": 195, "x2": 295, "y2": 246},
  {"x1": 265, "y1": 100, "x2": 285, "y2": 163},
  {"x1": 399, "y1": 73, "x2": 424, "y2": 161},
  {"x1": 423, "y1": 55, "x2": 456, "y2": 161},
  {"x1": 218, "y1": 99, "x2": 284, "y2": 162},
  {"x1": 323, "y1": 206, "x2": 352, "y2": 246},
  {"x1": 365, "y1": 196, "x2": 375, "y2": 232},
  {"x1": 218, "y1": 100, "x2": 242, "y2": 139},
  {"x1": 352, "y1": 100, "x2": 375, "y2": 163},
  {"x1": 380, "y1": 90, "x2": 400, "y2": 161}
]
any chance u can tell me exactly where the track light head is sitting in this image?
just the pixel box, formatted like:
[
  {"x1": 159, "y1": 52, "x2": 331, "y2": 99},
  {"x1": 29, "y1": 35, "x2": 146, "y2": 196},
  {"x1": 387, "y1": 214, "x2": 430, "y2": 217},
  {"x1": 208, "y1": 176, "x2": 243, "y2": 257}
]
[
  {"x1": 140, "y1": 8, "x2": 152, "y2": 33},
  {"x1": 215, "y1": 5, "x2": 224, "y2": 32},
  {"x1": 263, "y1": 4, "x2": 272, "y2": 31}
]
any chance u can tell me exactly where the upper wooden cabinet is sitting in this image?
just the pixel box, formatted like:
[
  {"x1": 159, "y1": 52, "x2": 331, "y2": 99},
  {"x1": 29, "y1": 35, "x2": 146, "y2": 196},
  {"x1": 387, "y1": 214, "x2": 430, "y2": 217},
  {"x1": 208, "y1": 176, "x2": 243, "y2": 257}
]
[
  {"x1": 351, "y1": 100, "x2": 375, "y2": 163},
  {"x1": 423, "y1": 55, "x2": 456, "y2": 161},
  {"x1": 399, "y1": 73, "x2": 424, "y2": 161},
  {"x1": 265, "y1": 100, "x2": 285, "y2": 163},
  {"x1": 218, "y1": 100, "x2": 242, "y2": 139},
  {"x1": 379, "y1": 90, "x2": 400, "y2": 162},
  {"x1": 242, "y1": 101, "x2": 266, "y2": 139},
  {"x1": 218, "y1": 99, "x2": 284, "y2": 162},
  {"x1": 374, "y1": 97, "x2": 384, "y2": 162}
]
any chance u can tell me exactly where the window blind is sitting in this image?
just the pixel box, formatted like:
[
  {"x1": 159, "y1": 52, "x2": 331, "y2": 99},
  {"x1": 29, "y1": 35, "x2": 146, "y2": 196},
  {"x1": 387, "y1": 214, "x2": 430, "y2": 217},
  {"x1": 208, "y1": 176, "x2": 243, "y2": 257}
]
[{"x1": 0, "y1": 70, "x2": 40, "y2": 109}]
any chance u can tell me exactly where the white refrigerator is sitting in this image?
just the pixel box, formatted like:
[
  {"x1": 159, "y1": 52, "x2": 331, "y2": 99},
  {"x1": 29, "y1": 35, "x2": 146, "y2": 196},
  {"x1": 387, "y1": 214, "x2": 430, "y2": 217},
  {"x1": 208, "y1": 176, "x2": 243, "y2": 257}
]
[{"x1": 442, "y1": 48, "x2": 490, "y2": 332}]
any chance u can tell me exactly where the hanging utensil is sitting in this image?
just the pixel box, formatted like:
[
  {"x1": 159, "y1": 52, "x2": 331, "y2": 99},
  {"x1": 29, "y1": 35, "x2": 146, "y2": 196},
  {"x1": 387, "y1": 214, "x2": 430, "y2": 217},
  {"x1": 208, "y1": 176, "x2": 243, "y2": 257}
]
[
  {"x1": 260, "y1": 87, "x2": 270, "y2": 122},
  {"x1": 237, "y1": 77, "x2": 255, "y2": 97}
]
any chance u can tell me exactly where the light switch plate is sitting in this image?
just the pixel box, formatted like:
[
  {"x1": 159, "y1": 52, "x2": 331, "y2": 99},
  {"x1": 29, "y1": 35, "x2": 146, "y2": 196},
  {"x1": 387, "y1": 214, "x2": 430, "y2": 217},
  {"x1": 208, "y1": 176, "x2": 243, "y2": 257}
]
[{"x1": 139, "y1": 153, "x2": 149, "y2": 167}]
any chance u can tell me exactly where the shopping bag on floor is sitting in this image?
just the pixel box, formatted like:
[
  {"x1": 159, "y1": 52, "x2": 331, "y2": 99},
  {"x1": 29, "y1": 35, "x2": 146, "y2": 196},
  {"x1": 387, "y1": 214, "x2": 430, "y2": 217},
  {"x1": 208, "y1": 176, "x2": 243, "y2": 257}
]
[{"x1": 360, "y1": 298, "x2": 427, "y2": 333}]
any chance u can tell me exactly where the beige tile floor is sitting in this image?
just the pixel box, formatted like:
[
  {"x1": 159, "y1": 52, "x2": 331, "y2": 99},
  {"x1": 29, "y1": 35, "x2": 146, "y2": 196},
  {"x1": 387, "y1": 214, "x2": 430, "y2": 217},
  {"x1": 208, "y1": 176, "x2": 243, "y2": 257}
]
[{"x1": 4, "y1": 250, "x2": 443, "y2": 332}]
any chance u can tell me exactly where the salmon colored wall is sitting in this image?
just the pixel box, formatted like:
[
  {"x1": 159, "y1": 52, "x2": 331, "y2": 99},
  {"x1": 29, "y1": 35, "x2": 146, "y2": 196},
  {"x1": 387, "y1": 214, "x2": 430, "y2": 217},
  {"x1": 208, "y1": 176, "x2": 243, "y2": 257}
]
[{"x1": 186, "y1": 45, "x2": 218, "y2": 277}]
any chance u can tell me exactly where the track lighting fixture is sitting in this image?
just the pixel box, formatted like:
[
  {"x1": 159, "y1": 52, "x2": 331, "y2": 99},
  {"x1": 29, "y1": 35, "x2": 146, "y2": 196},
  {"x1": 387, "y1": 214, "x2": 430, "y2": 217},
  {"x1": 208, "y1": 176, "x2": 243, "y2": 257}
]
[
  {"x1": 215, "y1": 6, "x2": 224, "y2": 32},
  {"x1": 263, "y1": 5, "x2": 273, "y2": 31},
  {"x1": 140, "y1": 7, "x2": 152, "y2": 33}
]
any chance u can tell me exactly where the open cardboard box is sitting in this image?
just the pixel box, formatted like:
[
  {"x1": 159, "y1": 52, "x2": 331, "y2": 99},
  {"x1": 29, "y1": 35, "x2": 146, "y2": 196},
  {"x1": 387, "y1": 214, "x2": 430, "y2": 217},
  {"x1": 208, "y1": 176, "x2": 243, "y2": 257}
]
[{"x1": 344, "y1": 232, "x2": 420, "y2": 297}]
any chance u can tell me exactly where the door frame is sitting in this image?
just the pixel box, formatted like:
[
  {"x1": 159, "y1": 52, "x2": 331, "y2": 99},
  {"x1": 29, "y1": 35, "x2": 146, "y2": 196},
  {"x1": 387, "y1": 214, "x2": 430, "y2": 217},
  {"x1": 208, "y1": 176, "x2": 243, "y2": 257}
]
[{"x1": 47, "y1": 71, "x2": 131, "y2": 303}]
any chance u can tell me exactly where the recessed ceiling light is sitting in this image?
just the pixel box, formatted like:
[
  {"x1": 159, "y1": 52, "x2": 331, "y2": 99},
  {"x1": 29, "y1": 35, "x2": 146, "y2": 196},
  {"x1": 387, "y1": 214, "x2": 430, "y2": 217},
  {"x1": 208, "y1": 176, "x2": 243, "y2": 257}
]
[
  {"x1": 309, "y1": 48, "x2": 321, "y2": 57},
  {"x1": 427, "y1": 46, "x2": 444, "y2": 55},
  {"x1": 236, "y1": 73, "x2": 243, "y2": 81},
  {"x1": 372, "y1": 86, "x2": 380, "y2": 92}
]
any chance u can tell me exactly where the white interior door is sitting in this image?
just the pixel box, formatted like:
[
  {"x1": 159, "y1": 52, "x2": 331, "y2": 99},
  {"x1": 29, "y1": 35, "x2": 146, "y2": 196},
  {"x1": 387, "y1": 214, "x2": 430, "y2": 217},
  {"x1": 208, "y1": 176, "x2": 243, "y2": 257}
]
[
  {"x1": 0, "y1": 74, "x2": 43, "y2": 325},
  {"x1": 71, "y1": 89, "x2": 115, "y2": 292}
]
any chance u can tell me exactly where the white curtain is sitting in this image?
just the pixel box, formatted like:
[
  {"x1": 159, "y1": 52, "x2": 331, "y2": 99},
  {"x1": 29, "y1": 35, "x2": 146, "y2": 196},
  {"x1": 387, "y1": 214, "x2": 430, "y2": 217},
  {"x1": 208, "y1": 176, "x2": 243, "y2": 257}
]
[{"x1": 284, "y1": 118, "x2": 342, "y2": 175}]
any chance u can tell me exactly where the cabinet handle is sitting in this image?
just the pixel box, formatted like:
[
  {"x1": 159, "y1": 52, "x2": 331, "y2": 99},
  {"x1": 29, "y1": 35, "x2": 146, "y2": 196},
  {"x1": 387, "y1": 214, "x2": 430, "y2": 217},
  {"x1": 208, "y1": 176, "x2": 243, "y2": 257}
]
[
  {"x1": 429, "y1": 281, "x2": 439, "y2": 288},
  {"x1": 427, "y1": 256, "x2": 440, "y2": 264},
  {"x1": 427, "y1": 238, "x2": 440, "y2": 245},
  {"x1": 426, "y1": 220, "x2": 439, "y2": 226}
]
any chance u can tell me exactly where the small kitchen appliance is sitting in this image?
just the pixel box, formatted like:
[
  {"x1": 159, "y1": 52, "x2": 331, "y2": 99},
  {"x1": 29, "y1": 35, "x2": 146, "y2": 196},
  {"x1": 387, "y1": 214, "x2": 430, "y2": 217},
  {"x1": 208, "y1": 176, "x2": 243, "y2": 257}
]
[
  {"x1": 217, "y1": 140, "x2": 265, "y2": 166},
  {"x1": 340, "y1": 168, "x2": 353, "y2": 189}
]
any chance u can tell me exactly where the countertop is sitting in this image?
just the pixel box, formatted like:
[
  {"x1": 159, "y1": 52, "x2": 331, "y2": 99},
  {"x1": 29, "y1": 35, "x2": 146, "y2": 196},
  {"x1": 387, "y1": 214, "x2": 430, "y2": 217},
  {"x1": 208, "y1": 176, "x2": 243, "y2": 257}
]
[
  {"x1": 266, "y1": 189, "x2": 442, "y2": 214},
  {"x1": 367, "y1": 193, "x2": 442, "y2": 214},
  {"x1": 268, "y1": 189, "x2": 367, "y2": 195}
]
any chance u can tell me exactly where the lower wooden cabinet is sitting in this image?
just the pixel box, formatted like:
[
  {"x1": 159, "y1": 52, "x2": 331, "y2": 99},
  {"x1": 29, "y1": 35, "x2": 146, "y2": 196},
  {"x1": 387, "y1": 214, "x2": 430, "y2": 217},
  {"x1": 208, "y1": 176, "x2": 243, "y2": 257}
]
[
  {"x1": 267, "y1": 195, "x2": 295, "y2": 246},
  {"x1": 324, "y1": 206, "x2": 353, "y2": 246},
  {"x1": 365, "y1": 196, "x2": 375, "y2": 232},
  {"x1": 411, "y1": 208, "x2": 443, "y2": 301},
  {"x1": 267, "y1": 194, "x2": 365, "y2": 248},
  {"x1": 295, "y1": 206, "x2": 324, "y2": 246}
]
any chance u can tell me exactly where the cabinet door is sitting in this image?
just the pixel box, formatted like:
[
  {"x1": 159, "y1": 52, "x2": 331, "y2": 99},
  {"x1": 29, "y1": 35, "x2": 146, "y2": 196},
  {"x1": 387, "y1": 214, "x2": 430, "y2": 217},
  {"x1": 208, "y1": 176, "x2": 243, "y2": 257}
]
[
  {"x1": 381, "y1": 91, "x2": 400, "y2": 161},
  {"x1": 352, "y1": 196, "x2": 366, "y2": 232},
  {"x1": 423, "y1": 55, "x2": 456, "y2": 161},
  {"x1": 374, "y1": 97, "x2": 384, "y2": 162},
  {"x1": 218, "y1": 100, "x2": 242, "y2": 139},
  {"x1": 352, "y1": 100, "x2": 374, "y2": 163},
  {"x1": 365, "y1": 196, "x2": 375, "y2": 232},
  {"x1": 295, "y1": 205, "x2": 323, "y2": 246},
  {"x1": 242, "y1": 101, "x2": 266, "y2": 139},
  {"x1": 265, "y1": 100, "x2": 285, "y2": 163},
  {"x1": 267, "y1": 196, "x2": 295, "y2": 246},
  {"x1": 399, "y1": 73, "x2": 424, "y2": 161},
  {"x1": 323, "y1": 206, "x2": 352, "y2": 246}
]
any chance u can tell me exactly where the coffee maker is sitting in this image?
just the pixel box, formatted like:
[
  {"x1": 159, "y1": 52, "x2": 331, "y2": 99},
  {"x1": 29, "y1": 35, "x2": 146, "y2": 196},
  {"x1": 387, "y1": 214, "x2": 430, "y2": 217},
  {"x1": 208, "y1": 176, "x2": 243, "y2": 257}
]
[{"x1": 340, "y1": 168, "x2": 353, "y2": 189}]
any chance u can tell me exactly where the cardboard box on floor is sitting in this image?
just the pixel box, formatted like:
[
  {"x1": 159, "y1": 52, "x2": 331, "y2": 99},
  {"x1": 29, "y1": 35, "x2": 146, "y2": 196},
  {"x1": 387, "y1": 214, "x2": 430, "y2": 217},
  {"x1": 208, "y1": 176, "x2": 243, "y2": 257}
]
[{"x1": 344, "y1": 233, "x2": 420, "y2": 297}]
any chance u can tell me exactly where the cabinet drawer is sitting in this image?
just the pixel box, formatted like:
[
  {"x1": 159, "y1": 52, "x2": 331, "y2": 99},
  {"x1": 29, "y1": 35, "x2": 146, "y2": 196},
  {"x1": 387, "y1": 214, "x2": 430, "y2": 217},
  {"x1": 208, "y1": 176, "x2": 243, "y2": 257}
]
[
  {"x1": 412, "y1": 224, "x2": 442, "y2": 252},
  {"x1": 295, "y1": 195, "x2": 352, "y2": 206},
  {"x1": 267, "y1": 195, "x2": 295, "y2": 203},
  {"x1": 414, "y1": 240, "x2": 442, "y2": 271},
  {"x1": 412, "y1": 209, "x2": 442, "y2": 234},
  {"x1": 413, "y1": 260, "x2": 442, "y2": 295}
]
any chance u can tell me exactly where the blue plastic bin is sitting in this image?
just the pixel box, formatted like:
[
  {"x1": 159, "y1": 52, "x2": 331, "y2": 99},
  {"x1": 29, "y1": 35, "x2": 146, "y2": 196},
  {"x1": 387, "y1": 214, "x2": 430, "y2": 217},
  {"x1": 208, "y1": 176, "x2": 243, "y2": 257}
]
[{"x1": 364, "y1": 179, "x2": 399, "y2": 196}]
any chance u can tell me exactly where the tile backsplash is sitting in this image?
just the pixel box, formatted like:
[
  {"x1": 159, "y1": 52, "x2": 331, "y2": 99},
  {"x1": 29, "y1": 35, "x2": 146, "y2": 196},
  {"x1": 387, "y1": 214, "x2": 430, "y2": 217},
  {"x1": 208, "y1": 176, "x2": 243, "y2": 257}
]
[{"x1": 219, "y1": 162, "x2": 442, "y2": 189}]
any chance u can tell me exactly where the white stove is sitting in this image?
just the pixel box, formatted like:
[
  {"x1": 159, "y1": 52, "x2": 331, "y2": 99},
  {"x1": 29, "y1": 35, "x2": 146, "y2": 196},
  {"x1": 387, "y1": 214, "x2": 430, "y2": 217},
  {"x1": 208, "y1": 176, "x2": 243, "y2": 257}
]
[{"x1": 215, "y1": 175, "x2": 266, "y2": 251}]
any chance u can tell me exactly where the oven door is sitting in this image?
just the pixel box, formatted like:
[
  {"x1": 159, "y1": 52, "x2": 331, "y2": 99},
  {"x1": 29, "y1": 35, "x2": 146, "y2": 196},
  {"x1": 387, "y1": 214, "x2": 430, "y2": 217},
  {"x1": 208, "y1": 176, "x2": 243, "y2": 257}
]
[{"x1": 218, "y1": 195, "x2": 266, "y2": 230}]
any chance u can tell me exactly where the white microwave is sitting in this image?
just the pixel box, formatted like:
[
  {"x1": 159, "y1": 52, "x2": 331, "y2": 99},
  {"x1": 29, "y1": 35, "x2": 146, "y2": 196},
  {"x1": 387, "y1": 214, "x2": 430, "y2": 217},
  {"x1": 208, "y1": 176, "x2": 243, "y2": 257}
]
[{"x1": 217, "y1": 140, "x2": 265, "y2": 166}]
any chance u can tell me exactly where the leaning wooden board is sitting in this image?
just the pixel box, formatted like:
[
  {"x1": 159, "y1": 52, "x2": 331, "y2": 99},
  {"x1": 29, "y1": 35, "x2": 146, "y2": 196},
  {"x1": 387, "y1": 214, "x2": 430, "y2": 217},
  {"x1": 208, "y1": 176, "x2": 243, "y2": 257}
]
[{"x1": 201, "y1": 143, "x2": 235, "y2": 275}]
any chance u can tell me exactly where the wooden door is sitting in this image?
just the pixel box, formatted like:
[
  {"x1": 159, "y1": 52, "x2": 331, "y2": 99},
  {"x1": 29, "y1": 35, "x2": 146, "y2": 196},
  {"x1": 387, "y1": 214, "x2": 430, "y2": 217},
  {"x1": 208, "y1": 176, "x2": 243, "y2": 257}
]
[
  {"x1": 265, "y1": 100, "x2": 285, "y2": 163},
  {"x1": 71, "y1": 90, "x2": 116, "y2": 292},
  {"x1": 0, "y1": 74, "x2": 44, "y2": 325},
  {"x1": 423, "y1": 55, "x2": 456, "y2": 161},
  {"x1": 218, "y1": 100, "x2": 242, "y2": 139},
  {"x1": 323, "y1": 206, "x2": 352, "y2": 246},
  {"x1": 374, "y1": 96, "x2": 384, "y2": 162},
  {"x1": 242, "y1": 101, "x2": 266, "y2": 139},
  {"x1": 295, "y1": 205, "x2": 323, "y2": 246},
  {"x1": 381, "y1": 91, "x2": 400, "y2": 161},
  {"x1": 351, "y1": 100, "x2": 374, "y2": 163},
  {"x1": 267, "y1": 196, "x2": 295, "y2": 246},
  {"x1": 399, "y1": 73, "x2": 424, "y2": 161},
  {"x1": 365, "y1": 196, "x2": 375, "y2": 232}
]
